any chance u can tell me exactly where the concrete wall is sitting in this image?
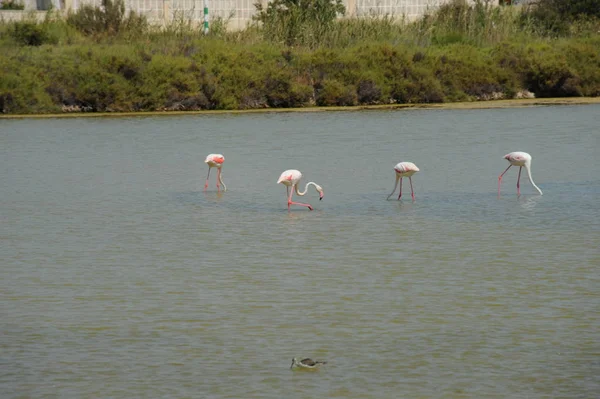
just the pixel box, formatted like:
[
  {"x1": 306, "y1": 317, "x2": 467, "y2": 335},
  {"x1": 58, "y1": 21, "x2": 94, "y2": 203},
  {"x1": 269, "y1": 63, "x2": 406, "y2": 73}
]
[
  {"x1": 2, "y1": 0, "x2": 63, "y2": 10},
  {"x1": 2, "y1": 0, "x2": 483, "y2": 29}
]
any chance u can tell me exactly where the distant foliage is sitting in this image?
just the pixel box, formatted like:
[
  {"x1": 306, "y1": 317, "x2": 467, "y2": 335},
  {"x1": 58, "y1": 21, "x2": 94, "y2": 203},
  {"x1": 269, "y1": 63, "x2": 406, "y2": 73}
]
[
  {"x1": 66, "y1": 0, "x2": 147, "y2": 37},
  {"x1": 1, "y1": 0, "x2": 25, "y2": 10},
  {"x1": 536, "y1": 0, "x2": 600, "y2": 19},
  {"x1": 524, "y1": 0, "x2": 600, "y2": 36},
  {"x1": 253, "y1": 0, "x2": 346, "y2": 46},
  {"x1": 9, "y1": 21, "x2": 57, "y2": 46}
]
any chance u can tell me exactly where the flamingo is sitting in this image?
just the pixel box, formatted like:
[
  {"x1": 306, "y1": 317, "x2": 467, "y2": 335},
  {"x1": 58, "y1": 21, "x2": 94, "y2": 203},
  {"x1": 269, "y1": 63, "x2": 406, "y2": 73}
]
[
  {"x1": 498, "y1": 151, "x2": 542, "y2": 196},
  {"x1": 290, "y1": 358, "x2": 327, "y2": 370},
  {"x1": 277, "y1": 169, "x2": 323, "y2": 211},
  {"x1": 204, "y1": 153, "x2": 226, "y2": 192},
  {"x1": 387, "y1": 162, "x2": 420, "y2": 201}
]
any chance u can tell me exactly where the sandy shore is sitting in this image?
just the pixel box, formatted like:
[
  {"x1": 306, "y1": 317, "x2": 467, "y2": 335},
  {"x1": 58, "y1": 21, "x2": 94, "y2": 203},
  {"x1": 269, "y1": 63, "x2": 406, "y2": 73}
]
[{"x1": 2, "y1": 97, "x2": 599, "y2": 119}]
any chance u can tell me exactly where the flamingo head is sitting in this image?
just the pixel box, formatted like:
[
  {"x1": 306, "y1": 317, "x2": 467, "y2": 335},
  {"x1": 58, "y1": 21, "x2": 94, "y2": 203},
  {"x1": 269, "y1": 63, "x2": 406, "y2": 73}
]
[{"x1": 315, "y1": 184, "x2": 324, "y2": 200}]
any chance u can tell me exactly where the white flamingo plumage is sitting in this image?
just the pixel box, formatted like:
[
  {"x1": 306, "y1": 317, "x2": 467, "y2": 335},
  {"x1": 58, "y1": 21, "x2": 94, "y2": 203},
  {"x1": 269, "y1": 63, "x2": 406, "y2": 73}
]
[
  {"x1": 277, "y1": 169, "x2": 323, "y2": 211},
  {"x1": 387, "y1": 162, "x2": 420, "y2": 201},
  {"x1": 498, "y1": 151, "x2": 542, "y2": 196},
  {"x1": 204, "y1": 153, "x2": 226, "y2": 192}
]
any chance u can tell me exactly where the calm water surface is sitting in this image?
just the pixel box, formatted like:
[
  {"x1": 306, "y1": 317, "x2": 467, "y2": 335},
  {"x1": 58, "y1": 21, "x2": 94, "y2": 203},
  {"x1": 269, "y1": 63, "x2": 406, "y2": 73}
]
[{"x1": 1, "y1": 105, "x2": 599, "y2": 398}]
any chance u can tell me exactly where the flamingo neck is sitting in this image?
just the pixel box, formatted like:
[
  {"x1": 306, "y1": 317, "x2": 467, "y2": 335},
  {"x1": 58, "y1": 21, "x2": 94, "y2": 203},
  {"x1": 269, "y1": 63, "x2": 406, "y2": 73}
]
[
  {"x1": 525, "y1": 163, "x2": 542, "y2": 195},
  {"x1": 218, "y1": 169, "x2": 226, "y2": 192},
  {"x1": 295, "y1": 181, "x2": 318, "y2": 196},
  {"x1": 387, "y1": 174, "x2": 401, "y2": 200}
]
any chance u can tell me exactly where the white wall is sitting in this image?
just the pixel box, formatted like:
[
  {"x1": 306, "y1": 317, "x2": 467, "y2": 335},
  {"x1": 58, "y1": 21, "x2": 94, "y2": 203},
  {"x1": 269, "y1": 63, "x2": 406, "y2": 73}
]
[{"x1": 2, "y1": 0, "x2": 482, "y2": 29}]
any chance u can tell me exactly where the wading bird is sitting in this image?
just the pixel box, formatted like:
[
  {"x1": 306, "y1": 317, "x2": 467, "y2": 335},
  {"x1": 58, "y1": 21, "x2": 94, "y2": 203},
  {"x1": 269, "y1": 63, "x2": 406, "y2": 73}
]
[
  {"x1": 204, "y1": 154, "x2": 226, "y2": 192},
  {"x1": 387, "y1": 162, "x2": 420, "y2": 201},
  {"x1": 498, "y1": 151, "x2": 542, "y2": 196},
  {"x1": 290, "y1": 358, "x2": 327, "y2": 370},
  {"x1": 277, "y1": 169, "x2": 323, "y2": 211}
]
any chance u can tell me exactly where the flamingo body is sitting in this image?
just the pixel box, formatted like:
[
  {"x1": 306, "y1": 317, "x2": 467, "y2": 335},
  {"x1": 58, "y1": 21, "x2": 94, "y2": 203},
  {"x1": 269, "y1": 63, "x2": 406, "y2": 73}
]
[
  {"x1": 387, "y1": 162, "x2": 420, "y2": 201},
  {"x1": 503, "y1": 151, "x2": 530, "y2": 167},
  {"x1": 205, "y1": 153, "x2": 224, "y2": 168},
  {"x1": 204, "y1": 153, "x2": 226, "y2": 192},
  {"x1": 498, "y1": 151, "x2": 542, "y2": 196},
  {"x1": 277, "y1": 169, "x2": 303, "y2": 188},
  {"x1": 277, "y1": 169, "x2": 323, "y2": 211}
]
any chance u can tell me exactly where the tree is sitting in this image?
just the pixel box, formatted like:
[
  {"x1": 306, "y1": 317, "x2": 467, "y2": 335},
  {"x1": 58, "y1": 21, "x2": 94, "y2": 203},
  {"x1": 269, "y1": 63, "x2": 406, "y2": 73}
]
[
  {"x1": 525, "y1": 0, "x2": 600, "y2": 36},
  {"x1": 532, "y1": 0, "x2": 600, "y2": 20},
  {"x1": 254, "y1": 0, "x2": 346, "y2": 46}
]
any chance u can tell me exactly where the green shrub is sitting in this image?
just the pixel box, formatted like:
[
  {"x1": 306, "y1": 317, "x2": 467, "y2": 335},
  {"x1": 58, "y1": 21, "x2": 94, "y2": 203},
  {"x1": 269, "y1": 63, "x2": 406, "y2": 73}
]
[
  {"x1": 0, "y1": 2, "x2": 599, "y2": 114},
  {"x1": 316, "y1": 79, "x2": 357, "y2": 106},
  {"x1": 561, "y1": 38, "x2": 600, "y2": 96},
  {"x1": 264, "y1": 71, "x2": 313, "y2": 107},
  {"x1": 253, "y1": 0, "x2": 346, "y2": 46},
  {"x1": 390, "y1": 74, "x2": 446, "y2": 104},
  {"x1": 1, "y1": 0, "x2": 24, "y2": 10},
  {"x1": 0, "y1": 66, "x2": 58, "y2": 114},
  {"x1": 10, "y1": 21, "x2": 57, "y2": 46},
  {"x1": 522, "y1": 44, "x2": 581, "y2": 97},
  {"x1": 66, "y1": 0, "x2": 147, "y2": 38},
  {"x1": 534, "y1": 0, "x2": 600, "y2": 20},
  {"x1": 357, "y1": 80, "x2": 383, "y2": 104},
  {"x1": 523, "y1": 0, "x2": 600, "y2": 36}
]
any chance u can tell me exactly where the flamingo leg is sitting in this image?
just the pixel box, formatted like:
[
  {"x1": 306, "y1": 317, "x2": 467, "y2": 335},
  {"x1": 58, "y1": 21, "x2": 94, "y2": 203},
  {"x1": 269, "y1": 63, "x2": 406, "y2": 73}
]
[
  {"x1": 287, "y1": 185, "x2": 313, "y2": 211},
  {"x1": 216, "y1": 169, "x2": 222, "y2": 192},
  {"x1": 204, "y1": 167, "x2": 211, "y2": 191},
  {"x1": 409, "y1": 177, "x2": 415, "y2": 201},
  {"x1": 289, "y1": 200, "x2": 314, "y2": 210},
  {"x1": 498, "y1": 165, "x2": 512, "y2": 196},
  {"x1": 397, "y1": 178, "x2": 403, "y2": 200},
  {"x1": 516, "y1": 166, "x2": 522, "y2": 196}
]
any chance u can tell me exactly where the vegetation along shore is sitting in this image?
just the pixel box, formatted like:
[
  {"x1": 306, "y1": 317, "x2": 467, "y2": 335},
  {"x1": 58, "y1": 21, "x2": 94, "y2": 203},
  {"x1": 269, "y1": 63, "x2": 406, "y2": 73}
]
[{"x1": 1, "y1": 0, "x2": 599, "y2": 115}]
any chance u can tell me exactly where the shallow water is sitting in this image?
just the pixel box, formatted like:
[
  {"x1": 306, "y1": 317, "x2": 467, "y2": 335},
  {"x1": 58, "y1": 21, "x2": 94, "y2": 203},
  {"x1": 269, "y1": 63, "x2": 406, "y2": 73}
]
[{"x1": 1, "y1": 105, "x2": 599, "y2": 398}]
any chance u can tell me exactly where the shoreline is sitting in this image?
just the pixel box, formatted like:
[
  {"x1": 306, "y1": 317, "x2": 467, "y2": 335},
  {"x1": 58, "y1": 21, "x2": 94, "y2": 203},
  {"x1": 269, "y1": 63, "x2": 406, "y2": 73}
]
[{"x1": 1, "y1": 97, "x2": 599, "y2": 119}]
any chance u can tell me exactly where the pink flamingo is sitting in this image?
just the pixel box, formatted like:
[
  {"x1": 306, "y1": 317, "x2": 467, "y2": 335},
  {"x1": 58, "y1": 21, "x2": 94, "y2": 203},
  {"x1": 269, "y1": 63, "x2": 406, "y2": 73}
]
[
  {"x1": 387, "y1": 162, "x2": 420, "y2": 201},
  {"x1": 204, "y1": 154, "x2": 226, "y2": 192},
  {"x1": 277, "y1": 169, "x2": 324, "y2": 211},
  {"x1": 498, "y1": 151, "x2": 542, "y2": 196}
]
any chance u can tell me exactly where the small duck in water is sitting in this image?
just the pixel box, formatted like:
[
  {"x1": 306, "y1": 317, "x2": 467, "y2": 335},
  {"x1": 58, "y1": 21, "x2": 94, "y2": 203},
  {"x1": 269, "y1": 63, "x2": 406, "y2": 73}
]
[{"x1": 290, "y1": 358, "x2": 327, "y2": 370}]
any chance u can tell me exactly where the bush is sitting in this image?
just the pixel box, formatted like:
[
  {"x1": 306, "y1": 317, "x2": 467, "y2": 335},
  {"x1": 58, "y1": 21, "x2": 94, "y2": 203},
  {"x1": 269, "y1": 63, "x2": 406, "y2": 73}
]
[
  {"x1": 1, "y1": 0, "x2": 24, "y2": 10},
  {"x1": 9, "y1": 21, "x2": 58, "y2": 46},
  {"x1": 264, "y1": 71, "x2": 314, "y2": 108},
  {"x1": 66, "y1": 0, "x2": 147, "y2": 37},
  {"x1": 535, "y1": 0, "x2": 600, "y2": 20},
  {"x1": 357, "y1": 80, "x2": 382, "y2": 104},
  {"x1": 391, "y1": 75, "x2": 446, "y2": 104},
  {"x1": 0, "y1": 67, "x2": 58, "y2": 114},
  {"x1": 524, "y1": 0, "x2": 600, "y2": 36},
  {"x1": 316, "y1": 79, "x2": 357, "y2": 106},
  {"x1": 253, "y1": 0, "x2": 346, "y2": 46},
  {"x1": 523, "y1": 46, "x2": 581, "y2": 97},
  {"x1": 561, "y1": 38, "x2": 600, "y2": 96},
  {"x1": 0, "y1": 4, "x2": 599, "y2": 115}
]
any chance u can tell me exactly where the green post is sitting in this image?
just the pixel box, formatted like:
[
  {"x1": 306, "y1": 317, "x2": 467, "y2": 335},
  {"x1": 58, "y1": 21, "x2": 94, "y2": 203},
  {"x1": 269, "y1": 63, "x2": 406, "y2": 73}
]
[{"x1": 203, "y1": 0, "x2": 209, "y2": 34}]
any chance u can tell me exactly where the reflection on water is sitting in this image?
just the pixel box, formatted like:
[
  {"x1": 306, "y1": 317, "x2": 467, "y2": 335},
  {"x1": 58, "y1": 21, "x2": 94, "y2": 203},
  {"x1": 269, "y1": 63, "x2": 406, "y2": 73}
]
[
  {"x1": 1, "y1": 105, "x2": 599, "y2": 399},
  {"x1": 204, "y1": 191, "x2": 226, "y2": 203},
  {"x1": 517, "y1": 195, "x2": 541, "y2": 211}
]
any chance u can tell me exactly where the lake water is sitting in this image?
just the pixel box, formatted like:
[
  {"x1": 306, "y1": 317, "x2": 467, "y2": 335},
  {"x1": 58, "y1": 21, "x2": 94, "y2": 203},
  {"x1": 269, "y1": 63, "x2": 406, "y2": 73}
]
[{"x1": 1, "y1": 105, "x2": 599, "y2": 398}]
